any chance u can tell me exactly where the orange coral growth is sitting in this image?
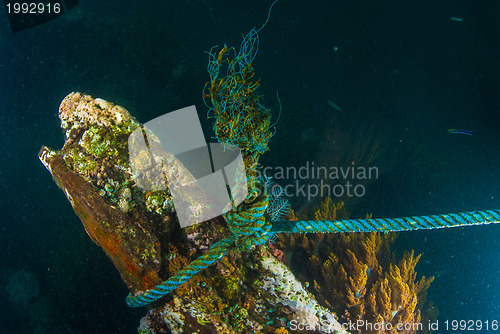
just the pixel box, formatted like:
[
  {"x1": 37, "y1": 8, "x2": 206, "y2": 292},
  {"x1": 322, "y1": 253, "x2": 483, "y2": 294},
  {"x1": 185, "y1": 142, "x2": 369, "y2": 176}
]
[
  {"x1": 344, "y1": 250, "x2": 369, "y2": 307},
  {"x1": 39, "y1": 150, "x2": 162, "y2": 292},
  {"x1": 278, "y1": 197, "x2": 436, "y2": 334},
  {"x1": 314, "y1": 197, "x2": 345, "y2": 221},
  {"x1": 274, "y1": 327, "x2": 289, "y2": 334}
]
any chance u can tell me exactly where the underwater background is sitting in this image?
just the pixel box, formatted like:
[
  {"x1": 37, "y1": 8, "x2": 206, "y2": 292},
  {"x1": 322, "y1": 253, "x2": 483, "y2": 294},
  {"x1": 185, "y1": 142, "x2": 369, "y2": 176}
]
[{"x1": 0, "y1": 0, "x2": 498, "y2": 333}]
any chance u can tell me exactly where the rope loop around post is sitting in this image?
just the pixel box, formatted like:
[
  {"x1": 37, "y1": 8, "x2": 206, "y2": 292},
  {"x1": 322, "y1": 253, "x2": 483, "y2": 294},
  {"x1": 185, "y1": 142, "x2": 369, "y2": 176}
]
[
  {"x1": 127, "y1": 207, "x2": 500, "y2": 307},
  {"x1": 126, "y1": 181, "x2": 274, "y2": 307},
  {"x1": 224, "y1": 180, "x2": 274, "y2": 251}
]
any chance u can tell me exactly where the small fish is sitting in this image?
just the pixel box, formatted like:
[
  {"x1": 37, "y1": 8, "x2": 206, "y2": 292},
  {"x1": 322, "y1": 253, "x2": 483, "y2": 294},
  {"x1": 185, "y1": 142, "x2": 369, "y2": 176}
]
[
  {"x1": 327, "y1": 99, "x2": 342, "y2": 112},
  {"x1": 450, "y1": 17, "x2": 463, "y2": 22},
  {"x1": 448, "y1": 129, "x2": 473, "y2": 136}
]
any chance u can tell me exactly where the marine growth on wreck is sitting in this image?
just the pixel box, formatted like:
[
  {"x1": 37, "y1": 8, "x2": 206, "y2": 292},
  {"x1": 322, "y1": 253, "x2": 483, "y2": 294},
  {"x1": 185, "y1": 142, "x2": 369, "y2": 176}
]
[{"x1": 39, "y1": 10, "x2": 500, "y2": 334}]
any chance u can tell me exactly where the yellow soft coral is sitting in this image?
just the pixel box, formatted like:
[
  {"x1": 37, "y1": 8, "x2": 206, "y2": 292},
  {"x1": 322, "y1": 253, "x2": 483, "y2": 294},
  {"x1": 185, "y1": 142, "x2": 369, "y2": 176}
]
[
  {"x1": 314, "y1": 197, "x2": 345, "y2": 221},
  {"x1": 274, "y1": 327, "x2": 289, "y2": 334},
  {"x1": 275, "y1": 196, "x2": 436, "y2": 333},
  {"x1": 344, "y1": 249, "x2": 369, "y2": 307}
]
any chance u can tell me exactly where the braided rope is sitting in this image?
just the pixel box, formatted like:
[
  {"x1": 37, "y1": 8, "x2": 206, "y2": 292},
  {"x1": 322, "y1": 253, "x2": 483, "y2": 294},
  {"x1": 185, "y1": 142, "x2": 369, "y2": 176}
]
[
  {"x1": 126, "y1": 235, "x2": 236, "y2": 307},
  {"x1": 126, "y1": 207, "x2": 500, "y2": 307},
  {"x1": 224, "y1": 183, "x2": 274, "y2": 251},
  {"x1": 126, "y1": 182, "x2": 272, "y2": 308},
  {"x1": 125, "y1": 8, "x2": 500, "y2": 308},
  {"x1": 271, "y1": 209, "x2": 500, "y2": 234}
]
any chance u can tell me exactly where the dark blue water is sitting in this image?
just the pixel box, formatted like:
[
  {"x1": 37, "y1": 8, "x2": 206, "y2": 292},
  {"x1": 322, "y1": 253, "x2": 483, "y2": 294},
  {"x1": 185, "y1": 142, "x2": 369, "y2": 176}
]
[{"x1": 0, "y1": 1, "x2": 498, "y2": 333}]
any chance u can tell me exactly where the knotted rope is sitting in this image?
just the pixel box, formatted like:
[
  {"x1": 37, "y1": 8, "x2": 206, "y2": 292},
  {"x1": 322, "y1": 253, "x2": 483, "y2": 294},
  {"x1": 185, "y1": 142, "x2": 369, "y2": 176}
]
[
  {"x1": 224, "y1": 181, "x2": 274, "y2": 252},
  {"x1": 126, "y1": 181, "x2": 273, "y2": 307},
  {"x1": 125, "y1": 2, "x2": 500, "y2": 307},
  {"x1": 126, "y1": 178, "x2": 500, "y2": 307}
]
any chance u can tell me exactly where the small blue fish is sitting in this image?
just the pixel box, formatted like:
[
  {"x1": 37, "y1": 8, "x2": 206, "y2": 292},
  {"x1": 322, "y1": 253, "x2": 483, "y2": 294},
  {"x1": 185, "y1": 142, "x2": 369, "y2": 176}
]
[{"x1": 448, "y1": 129, "x2": 473, "y2": 136}]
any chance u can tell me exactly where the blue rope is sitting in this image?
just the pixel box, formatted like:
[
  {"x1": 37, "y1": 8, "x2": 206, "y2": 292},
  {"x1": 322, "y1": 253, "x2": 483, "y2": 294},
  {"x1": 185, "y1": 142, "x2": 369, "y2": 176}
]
[
  {"x1": 124, "y1": 1, "x2": 500, "y2": 308},
  {"x1": 126, "y1": 206, "x2": 500, "y2": 307},
  {"x1": 271, "y1": 209, "x2": 500, "y2": 234},
  {"x1": 126, "y1": 235, "x2": 236, "y2": 307}
]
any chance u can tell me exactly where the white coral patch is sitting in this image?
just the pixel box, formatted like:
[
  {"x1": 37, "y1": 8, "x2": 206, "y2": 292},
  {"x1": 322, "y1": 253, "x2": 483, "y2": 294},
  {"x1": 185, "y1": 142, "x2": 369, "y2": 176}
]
[{"x1": 261, "y1": 251, "x2": 348, "y2": 334}]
